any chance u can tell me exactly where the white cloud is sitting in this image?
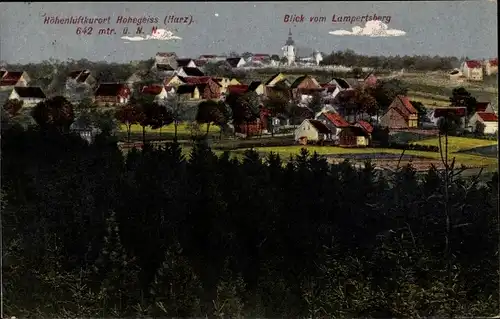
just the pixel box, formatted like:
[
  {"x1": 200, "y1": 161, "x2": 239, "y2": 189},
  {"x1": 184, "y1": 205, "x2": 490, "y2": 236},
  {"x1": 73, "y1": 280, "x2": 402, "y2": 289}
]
[
  {"x1": 214, "y1": 13, "x2": 219, "y2": 17},
  {"x1": 329, "y1": 20, "x2": 406, "y2": 37},
  {"x1": 121, "y1": 28, "x2": 182, "y2": 42}
]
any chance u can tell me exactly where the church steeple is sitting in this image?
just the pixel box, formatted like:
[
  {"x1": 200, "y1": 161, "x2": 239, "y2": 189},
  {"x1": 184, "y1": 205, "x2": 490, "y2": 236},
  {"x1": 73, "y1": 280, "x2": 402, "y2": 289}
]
[{"x1": 285, "y1": 28, "x2": 295, "y2": 46}]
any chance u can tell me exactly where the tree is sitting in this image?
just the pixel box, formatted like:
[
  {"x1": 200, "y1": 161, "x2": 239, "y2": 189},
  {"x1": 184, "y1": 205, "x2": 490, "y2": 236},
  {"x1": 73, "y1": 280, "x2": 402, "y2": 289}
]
[
  {"x1": 147, "y1": 103, "x2": 174, "y2": 139},
  {"x1": 264, "y1": 94, "x2": 289, "y2": 136},
  {"x1": 115, "y1": 103, "x2": 140, "y2": 143},
  {"x1": 338, "y1": 86, "x2": 378, "y2": 121},
  {"x1": 368, "y1": 79, "x2": 408, "y2": 113},
  {"x1": 231, "y1": 91, "x2": 261, "y2": 135},
  {"x1": 3, "y1": 99, "x2": 23, "y2": 118},
  {"x1": 271, "y1": 55, "x2": 280, "y2": 62},
  {"x1": 410, "y1": 100, "x2": 428, "y2": 125},
  {"x1": 449, "y1": 87, "x2": 477, "y2": 116},
  {"x1": 31, "y1": 95, "x2": 75, "y2": 133},
  {"x1": 165, "y1": 94, "x2": 187, "y2": 142},
  {"x1": 196, "y1": 99, "x2": 224, "y2": 137},
  {"x1": 215, "y1": 101, "x2": 232, "y2": 139}
]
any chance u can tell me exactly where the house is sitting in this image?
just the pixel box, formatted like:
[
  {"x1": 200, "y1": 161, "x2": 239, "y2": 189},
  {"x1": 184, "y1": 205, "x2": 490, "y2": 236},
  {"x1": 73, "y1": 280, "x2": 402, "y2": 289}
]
[
  {"x1": 213, "y1": 77, "x2": 241, "y2": 94},
  {"x1": 226, "y1": 57, "x2": 246, "y2": 68},
  {"x1": 163, "y1": 75, "x2": 186, "y2": 87},
  {"x1": 475, "y1": 102, "x2": 496, "y2": 114},
  {"x1": 468, "y1": 112, "x2": 498, "y2": 135},
  {"x1": 178, "y1": 77, "x2": 221, "y2": 99},
  {"x1": 8, "y1": 86, "x2": 46, "y2": 107},
  {"x1": 0, "y1": 71, "x2": 30, "y2": 90},
  {"x1": 290, "y1": 75, "x2": 323, "y2": 102},
  {"x1": 265, "y1": 73, "x2": 290, "y2": 87},
  {"x1": 141, "y1": 85, "x2": 169, "y2": 102},
  {"x1": 176, "y1": 84, "x2": 200, "y2": 100},
  {"x1": 327, "y1": 78, "x2": 351, "y2": 90},
  {"x1": 484, "y1": 58, "x2": 498, "y2": 76},
  {"x1": 176, "y1": 58, "x2": 197, "y2": 68},
  {"x1": 315, "y1": 112, "x2": 350, "y2": 142},
  {"x1": 294, "y1": 119, "x2": 333, "y2": 145},
  {"x1": 248, "y1": 81, "x2": 265, "y2": 95},
  {"x1": 338, "y1": 126, "x2": 370, "y2": 147},
  {"x1": 430, "y1": 107, "x2": 467, "y2": 129},
  {"x1": 379, "y1": 95, "x2": 419, "y2": 129},
  {"x1": 198, "y1": 55, "x2": 227, "y2": 62},
  {"x1": 94, "y1": 83, "x2": 131, "y2": 106},
  {"x1": 320, "y1": 84, "x2": 341, "y2": 102},
  {"x1": 175, "y1": 67, "x2": 205, "y2": 77},
  {"x1": 66, "y1": 70, "x2": 96, "y2": 87},
  {"x1": 250, "y1": 54, "x2": 271, "y2": 63},
  {"x1": 70, "y1": 116, "x2": 101, "y2": 144},
  {"x1": 461, "y1": 60, "x2": 483, "y2": 81}
]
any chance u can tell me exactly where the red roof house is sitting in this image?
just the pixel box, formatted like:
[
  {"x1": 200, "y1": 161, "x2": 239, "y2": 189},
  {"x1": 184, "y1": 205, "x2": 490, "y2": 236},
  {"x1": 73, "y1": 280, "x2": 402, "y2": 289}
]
[
  {"x1": 355, "y1": 120, "x2": 374, "y2": 134},
  {"x1": 379, "y1": 95, "x2": 419, "y2": 129}
]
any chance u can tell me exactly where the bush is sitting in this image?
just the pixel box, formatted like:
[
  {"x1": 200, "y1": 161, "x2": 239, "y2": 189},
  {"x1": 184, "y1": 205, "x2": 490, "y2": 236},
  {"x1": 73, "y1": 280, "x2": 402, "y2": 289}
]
[
  {"x1": 387, "y1": 142, "x2": 440, "y2": 152},
  {"x1": 215, "y1": 138, "x2": 295, "y2": 150}
]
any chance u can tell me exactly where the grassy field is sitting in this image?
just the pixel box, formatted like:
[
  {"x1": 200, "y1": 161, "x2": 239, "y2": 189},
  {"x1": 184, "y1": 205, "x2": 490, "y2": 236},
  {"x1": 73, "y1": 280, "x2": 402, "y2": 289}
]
[
  {"x1": 412, "y1": 136, "x2": 498, "y2": 153},
  {"x1": 244, "y1": 145, "x2": 497, "y2": 167}
]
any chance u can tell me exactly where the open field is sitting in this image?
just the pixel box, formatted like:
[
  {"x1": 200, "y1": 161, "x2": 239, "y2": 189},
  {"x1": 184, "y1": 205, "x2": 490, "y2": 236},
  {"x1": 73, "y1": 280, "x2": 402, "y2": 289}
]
[
  {"x1": 242, "y1": 145, "x2": 497, "y2": 168},
  {"x1": 412, "y1": 136, "x2": 498, "y2": 153}
]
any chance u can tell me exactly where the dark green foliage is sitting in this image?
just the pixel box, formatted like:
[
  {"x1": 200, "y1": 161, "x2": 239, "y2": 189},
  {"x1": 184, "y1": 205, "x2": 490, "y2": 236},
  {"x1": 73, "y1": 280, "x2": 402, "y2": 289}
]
[{"x1": 1, "y1": 123, "x2": 499, "y2": 318}]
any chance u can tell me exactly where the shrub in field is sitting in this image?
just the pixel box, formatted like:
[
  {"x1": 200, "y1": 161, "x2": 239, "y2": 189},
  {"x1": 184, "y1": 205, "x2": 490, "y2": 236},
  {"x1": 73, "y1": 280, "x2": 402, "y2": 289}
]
[{"x1": 388, "y1": 142, "x2": 440, "y2": 152}]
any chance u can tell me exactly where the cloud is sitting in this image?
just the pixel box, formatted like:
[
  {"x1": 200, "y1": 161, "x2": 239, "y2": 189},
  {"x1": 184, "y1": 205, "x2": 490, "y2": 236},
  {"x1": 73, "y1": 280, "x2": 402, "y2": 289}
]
[
  {"x1": 329, "y1": 20, "x2": 406, "y2": 37},
  {"x1": 121, "y1": 28, "x2": 182, "y2": 42}
]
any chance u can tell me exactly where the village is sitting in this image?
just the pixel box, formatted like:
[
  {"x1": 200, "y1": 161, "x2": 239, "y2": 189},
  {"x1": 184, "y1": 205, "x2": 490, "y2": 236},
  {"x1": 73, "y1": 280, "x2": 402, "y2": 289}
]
[{"x1": 0, "y1": 41, "x2": 498, "y2": 173}]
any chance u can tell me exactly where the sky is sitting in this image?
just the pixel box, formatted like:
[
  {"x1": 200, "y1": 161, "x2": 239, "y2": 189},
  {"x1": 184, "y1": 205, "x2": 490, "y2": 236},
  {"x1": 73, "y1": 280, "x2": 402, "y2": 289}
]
[{"x1": 0, "y1": 1, "x2": 497, "y2": 63}]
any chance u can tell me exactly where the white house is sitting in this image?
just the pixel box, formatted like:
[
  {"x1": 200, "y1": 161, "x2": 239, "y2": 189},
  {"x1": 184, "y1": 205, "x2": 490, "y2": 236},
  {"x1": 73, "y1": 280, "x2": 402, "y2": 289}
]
[
  {"x1": 294, "y1": 119, "x2": 333, "y2": 144},
  {"x1": 468, "y1": 112, "x2": 498, "y2": 135},
  {"x1": 484, "y1": 58, "x2": 498, "y2": 76},
  {"x1": 461, "y1": 60, "x2": 483, "y2": 81},
  {"x1": 8, "y1": 86, "x2": 46, "y2": 107}
]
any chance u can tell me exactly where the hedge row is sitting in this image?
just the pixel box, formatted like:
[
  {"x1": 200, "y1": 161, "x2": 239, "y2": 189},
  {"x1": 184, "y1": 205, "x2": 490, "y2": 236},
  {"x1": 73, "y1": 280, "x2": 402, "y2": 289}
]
[{"x1": 387, "y1": 142, "x2": 440, "y2": 153}]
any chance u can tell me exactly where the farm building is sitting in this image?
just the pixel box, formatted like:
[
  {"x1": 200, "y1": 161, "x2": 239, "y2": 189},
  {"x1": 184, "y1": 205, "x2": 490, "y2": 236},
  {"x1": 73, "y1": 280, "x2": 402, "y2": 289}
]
[
  {"x1": 475, "y1": 102, "x2": 496, "y2": 114},
  {"x1": 315, "y1": 112, "x2": 349, "y2": 141},
  {"x1": 468, "y1": 112, "x2": 498, "y2": 135},
  {"x1": 7, "y1": 86, "x2": 46, "y2": 107},
  {"x1": 295, "y1": 119, "x2": 333, "y2": 145},
  {"x1": 338, "y1": 126, "x2": 370, "y2": 147},
  {"x1": 94, "y1": 83, "x2": 131, "y2": 106},
  {"x1": 379, "y1": 95, "x2": 418, "y2": 129},
  {"x1": 461, "y1": 60, "x2": 483, "y2": 81}
]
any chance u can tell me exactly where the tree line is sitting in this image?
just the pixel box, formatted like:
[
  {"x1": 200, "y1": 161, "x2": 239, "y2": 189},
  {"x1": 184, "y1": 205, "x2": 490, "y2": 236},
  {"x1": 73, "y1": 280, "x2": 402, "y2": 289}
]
[{"x1": 1, "y1": 91, "x2": 500, "y2": 318}]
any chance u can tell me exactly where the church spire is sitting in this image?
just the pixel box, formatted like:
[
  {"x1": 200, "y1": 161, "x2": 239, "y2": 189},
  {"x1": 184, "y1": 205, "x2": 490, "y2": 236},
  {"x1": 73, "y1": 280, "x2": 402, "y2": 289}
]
[{"x1": 285, "y1": 28, "x2": 295, "y2": 46}]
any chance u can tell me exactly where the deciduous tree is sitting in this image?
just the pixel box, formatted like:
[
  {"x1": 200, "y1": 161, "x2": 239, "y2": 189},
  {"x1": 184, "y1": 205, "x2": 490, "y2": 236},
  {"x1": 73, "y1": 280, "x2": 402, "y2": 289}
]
[{"x1": 31, "y1": 95, "x2": 75, "y2": 133}]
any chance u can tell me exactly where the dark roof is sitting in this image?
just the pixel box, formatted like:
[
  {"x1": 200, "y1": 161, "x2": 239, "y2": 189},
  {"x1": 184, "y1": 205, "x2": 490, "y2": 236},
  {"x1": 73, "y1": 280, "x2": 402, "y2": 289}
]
[
  {"x1": 476, "y1": 102, "x2": 491, "y2": 112},
  {"x1": 176, "y1": 84, "x2": 197, "y2": 94},
  {"x1": 156, "y1": 52, "x2": 177, "y2": 58},
  {"x1": 176, "y1": 58, "x2": 194, "y2": 67},
  {"x1": 0, "y1": 70, "x2": 6, "y2": 78},
  {"x1": 181, "y1": 67, "x2": 205, "y2": 77},
  {"x1": 248, "y1": 81, "x2": 262, "y2": 91},
  {"x1": 433, "y1": 107, "x2": 467, "y2": 117},
  {"x1": 14, "y1": 86, "x2": 46, "y2": 98},
  {"x1": 341, "y1": 126, "x2": 370, "y2": 137},
  {"x1": 156, "y1": 64, "x2": 175, "y2": 71},
  {"x1": 330, "y1": 78, "x2": 350, "y2": 89},
  {"x1": 69, "y1": 70, "x2": 82, "y2": 79},
  {"x1": 226, "y1": 57, "x2": 243, "y2": 67},
  {"x1": 308, "y1": 119, "x2": 331, "y2": 134},
  {"x1": 95, "y1": 83, "x2": 128, "y2": 96}
]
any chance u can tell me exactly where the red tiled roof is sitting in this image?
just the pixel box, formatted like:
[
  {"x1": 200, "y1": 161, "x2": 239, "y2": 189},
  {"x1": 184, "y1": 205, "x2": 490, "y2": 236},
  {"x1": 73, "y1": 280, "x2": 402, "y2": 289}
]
[
  {"x1": 396, "y1": 95, "x2": 418, "y2": 114},
  {"x1": 141, "y1": 85, "x2": 164, "y2": 95},
  {"x1": 95, "y1": 83, "x2": 129, "y2": 97},
  {"x1": 227, "y1": 84, "x2": 249, "y2": 94},
  {"x1": 476, "y1": 102, "x2": 490, "y2": 112},
  {"x1": 2, "y1": 71, "x2": 23, "y2": 81},
  {"x1": 433, "y1": 107, "x2": 467, "y2": 117},
  {"x1": 465, "y1": 60, "x2": 482, "y2": 68},
  {"x1": 0, "y1": 80, "x2": 20, "y2": 86},
  {"x1": 323, "y1": 112, "x2": 350, "y2": 127},
  {"x1": 356, "y1": 120, "x2": 374, "y2": 133},
  {"x1": 477, "y1": 112, "x2": 498, "y2": 122},
  {"x1": 489, "y1": 58, "x2": 498, "y2": 67}
]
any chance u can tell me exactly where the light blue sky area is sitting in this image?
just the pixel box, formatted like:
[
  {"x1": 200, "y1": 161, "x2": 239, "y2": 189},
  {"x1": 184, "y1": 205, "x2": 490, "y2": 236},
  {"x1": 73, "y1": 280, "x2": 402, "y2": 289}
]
[{"x1": 0, "y1": 1, "x2": 497, "y2": 63}]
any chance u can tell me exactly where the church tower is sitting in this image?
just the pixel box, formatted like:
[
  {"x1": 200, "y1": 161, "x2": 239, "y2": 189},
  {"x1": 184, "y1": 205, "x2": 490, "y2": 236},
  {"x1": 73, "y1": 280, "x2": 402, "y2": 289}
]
[{"x1": 281, "y1": 28, "x2": 296, "y2": 66}]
